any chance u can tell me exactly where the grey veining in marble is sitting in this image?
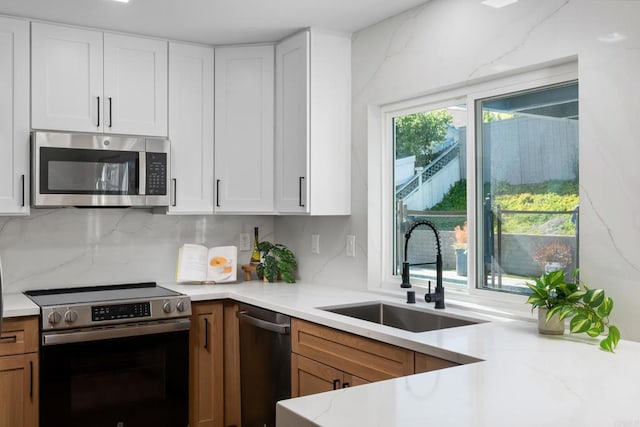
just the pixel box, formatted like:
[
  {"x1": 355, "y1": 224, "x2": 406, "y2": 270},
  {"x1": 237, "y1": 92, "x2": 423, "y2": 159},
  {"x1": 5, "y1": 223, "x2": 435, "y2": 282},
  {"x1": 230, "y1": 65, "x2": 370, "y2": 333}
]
[{"x1": 0, "y1": 208, "x2": 273, "y2": 292}]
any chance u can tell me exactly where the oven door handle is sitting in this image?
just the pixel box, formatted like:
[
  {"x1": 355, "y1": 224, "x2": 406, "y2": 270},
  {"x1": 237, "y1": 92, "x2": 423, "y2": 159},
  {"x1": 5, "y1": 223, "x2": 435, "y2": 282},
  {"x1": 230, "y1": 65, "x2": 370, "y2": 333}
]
[{"x1": 41, "y1": 318, "x2": 191, "y2": 346}]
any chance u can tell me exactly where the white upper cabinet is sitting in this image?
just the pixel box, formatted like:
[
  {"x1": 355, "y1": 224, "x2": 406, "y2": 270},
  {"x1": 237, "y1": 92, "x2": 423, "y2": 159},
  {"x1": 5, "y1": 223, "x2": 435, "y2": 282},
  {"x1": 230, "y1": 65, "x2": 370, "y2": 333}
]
[
  {"x1": 275, "y1": 29, "x2": 351, "y2": 215},
  {"x1": 31, "y1": 22, "x2": 168, "y2": 137},
  {"x1": 104, "y1": 34, "x2": 167, "y2": 136},
  {"x1": 0, "y1": 17, "x2": 30, "y2": 215},
  {"x1": 214, "y1": 45, "x2": 274, "y2": 213},
  {"x1": 168, "y1": 42, "x2": 214, "y2": 214},
  {"x1": 31, "y1": 23, "x2": 103, "y2": 133}
]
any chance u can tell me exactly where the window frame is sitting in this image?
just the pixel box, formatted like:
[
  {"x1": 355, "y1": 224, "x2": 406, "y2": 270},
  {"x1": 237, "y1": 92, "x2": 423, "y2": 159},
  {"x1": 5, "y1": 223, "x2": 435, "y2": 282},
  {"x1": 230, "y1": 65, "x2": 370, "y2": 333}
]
[{"x1": 370, "y1": 60, "x2": 579, "y2": 314}]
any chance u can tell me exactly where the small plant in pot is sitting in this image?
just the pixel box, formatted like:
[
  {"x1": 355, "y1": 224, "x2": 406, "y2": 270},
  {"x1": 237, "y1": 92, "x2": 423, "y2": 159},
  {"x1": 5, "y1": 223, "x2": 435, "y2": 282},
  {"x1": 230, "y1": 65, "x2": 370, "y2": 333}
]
[
  {"x1": 453, "y1": 222, "x2": 467, "y2": 276},
  {"x1": 533, "y1": 241, "x2": 572, "y2": 273},
  {"x1": 256, "y1": 241, "x2": 297, "y2": 283},
  {"x1": 525, "y1": 269, "x2": 620, "y2": 352}
]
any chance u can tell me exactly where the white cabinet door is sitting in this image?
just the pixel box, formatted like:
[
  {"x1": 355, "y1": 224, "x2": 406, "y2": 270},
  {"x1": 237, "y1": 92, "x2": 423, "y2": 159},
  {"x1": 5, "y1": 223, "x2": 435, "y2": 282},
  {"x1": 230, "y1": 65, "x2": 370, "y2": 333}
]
[
  {"x1": 31, "y1": 22, "x2": 103, "y2": 132},
  {"x1": 275, "y1": 31, "x2": 309, "y2": 213},
  {"x1": 0, "y1": 17, "x2": 29, "y2": 215},
  {"x1": 104, "y1": 34, "x2": 168, "y2": 136},
  {"x1": 275, "y1": 30, "x2": 351, "y2": 215},
  {"x1": 215, "y1": 45, "x2": 274, "y2": 213},
  {"x1": 168, "y1": 42, "x2": 214, "y2": 214}
]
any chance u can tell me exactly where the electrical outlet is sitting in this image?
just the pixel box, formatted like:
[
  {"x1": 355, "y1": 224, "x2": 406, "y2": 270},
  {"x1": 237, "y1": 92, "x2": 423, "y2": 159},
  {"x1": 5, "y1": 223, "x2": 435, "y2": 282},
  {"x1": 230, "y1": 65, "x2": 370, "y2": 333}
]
[
  {"x1": 346, "y1": 235, "x2": 356, "y2": 257},
  {"x1": 311, "y1": 234, "x2": 320, "y2": 254},
  {"x1": 239, "y1": 233, "x2": 251, "y2": 251}
]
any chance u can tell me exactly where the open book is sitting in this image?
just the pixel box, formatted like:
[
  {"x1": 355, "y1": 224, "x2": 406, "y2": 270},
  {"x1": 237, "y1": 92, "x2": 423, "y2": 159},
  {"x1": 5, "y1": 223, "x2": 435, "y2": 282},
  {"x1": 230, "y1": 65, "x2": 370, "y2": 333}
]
[{"x1": 176, "y1": 244, "x2": 238, "y2": 284}]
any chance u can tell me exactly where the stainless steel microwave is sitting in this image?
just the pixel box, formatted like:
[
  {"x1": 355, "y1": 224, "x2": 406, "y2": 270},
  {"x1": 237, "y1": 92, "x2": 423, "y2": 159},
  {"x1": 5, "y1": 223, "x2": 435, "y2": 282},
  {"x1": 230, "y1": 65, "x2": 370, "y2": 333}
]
[{"x1": 31, "y1": 132, "x2": 170, "y2": 208}]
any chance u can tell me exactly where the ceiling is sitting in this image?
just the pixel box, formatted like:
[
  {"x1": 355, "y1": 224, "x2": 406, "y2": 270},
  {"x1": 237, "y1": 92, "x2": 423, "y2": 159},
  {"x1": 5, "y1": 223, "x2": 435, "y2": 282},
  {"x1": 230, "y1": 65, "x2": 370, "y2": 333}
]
[{"x1": 0, "y1": 0, "x2": 429, "y2": 45}]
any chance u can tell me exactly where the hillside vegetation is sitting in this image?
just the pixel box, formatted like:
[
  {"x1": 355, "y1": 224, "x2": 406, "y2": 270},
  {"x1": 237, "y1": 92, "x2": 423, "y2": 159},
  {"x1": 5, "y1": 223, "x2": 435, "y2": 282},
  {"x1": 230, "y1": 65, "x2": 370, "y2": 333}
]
[{"x1": 429, "y1": 180, "x2": 578, "y2": 235}]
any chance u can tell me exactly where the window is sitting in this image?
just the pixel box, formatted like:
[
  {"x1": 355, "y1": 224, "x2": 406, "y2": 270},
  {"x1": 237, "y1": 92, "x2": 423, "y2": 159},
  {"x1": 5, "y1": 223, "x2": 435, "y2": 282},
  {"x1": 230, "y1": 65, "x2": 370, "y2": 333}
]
[
  {"x1": 393, "y1": 104, "x2": 468, "y2": 288},
  {"x1": 386, "y1": 66, "x2": 579, "y2": 300},
  {"x1": 477, "y1": 82, "x2": 579, "y2": 294}
]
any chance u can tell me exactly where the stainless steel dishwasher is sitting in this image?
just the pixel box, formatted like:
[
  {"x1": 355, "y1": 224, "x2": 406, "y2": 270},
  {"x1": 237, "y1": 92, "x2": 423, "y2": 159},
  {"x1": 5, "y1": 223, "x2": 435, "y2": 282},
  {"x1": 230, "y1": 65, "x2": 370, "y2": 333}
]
[{"x1": 237, "y1": 303, "x2": 291, "y2": 427}]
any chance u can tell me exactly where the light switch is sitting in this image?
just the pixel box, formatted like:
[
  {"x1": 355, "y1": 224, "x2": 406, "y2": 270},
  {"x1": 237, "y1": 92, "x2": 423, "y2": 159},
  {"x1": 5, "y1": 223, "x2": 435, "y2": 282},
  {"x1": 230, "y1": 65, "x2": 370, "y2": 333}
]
[
  {"x1": 346, "y1": 235, "x2": 356, "y2": 257},
  {"x1": 311, "y1": 234, "x2": 320, "y2": 254}
]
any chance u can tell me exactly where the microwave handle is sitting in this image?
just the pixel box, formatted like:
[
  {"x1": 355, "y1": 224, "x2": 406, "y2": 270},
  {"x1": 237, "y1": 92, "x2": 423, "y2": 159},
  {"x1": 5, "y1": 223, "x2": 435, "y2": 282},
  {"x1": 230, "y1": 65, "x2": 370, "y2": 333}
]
[{"x1": 172, "y1": 179, "x2": 177, "y2": 207}]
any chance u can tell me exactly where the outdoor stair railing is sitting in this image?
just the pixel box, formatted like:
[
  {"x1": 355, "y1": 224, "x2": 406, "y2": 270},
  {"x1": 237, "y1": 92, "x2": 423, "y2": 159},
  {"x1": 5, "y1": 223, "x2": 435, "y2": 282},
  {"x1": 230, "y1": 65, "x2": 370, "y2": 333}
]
[{"x1": 396, "y1": 142, "x2": 460, "y2": 200}]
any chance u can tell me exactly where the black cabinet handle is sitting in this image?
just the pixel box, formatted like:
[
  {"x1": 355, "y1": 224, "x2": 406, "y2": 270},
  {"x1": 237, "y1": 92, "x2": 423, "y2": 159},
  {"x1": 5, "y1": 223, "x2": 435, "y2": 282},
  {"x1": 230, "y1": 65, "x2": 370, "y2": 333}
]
[
  {"x1": 97, "y1": 96, "x2": 100, "y2": 127},
  {"x1": 108, "y1": 97, "x2": 113, "y2": 128},
  {"x1": 299, "y1": 176, "x2": 305, "y2": 207},
  {"x1": 332, "y1": 379, "x2": 340, "y2": 390},
  {"x1": 216, "y1": 179, "x2": 220, "y2": 207},
  {"x1": 29, "y1": 360, "x2": 33, "y2": 400},
  {"x1": 172, "y1": 179, "x2": 177, "y2": 207},
  {"x1": 20, "y1": 174, "x2": 25, "y2": 207},
  {"x1": 204, "y1": 317, "x2": 209, "y2": 350},
  {"x1": 0, "y1": 335, "x2": 17, "y2": 343},
  {"x1": 343, "y1": 382, "x2": 350, "y2": 388}
]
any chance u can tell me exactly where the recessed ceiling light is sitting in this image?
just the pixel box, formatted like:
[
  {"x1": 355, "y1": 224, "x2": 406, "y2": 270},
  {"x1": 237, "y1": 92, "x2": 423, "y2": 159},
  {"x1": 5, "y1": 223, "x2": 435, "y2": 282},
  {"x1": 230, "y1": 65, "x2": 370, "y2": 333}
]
[
  {"x1": 598, "y1": 32, "x2": 627, "y2": 43},
  {"x1": 481, "y1": 0, "x2": 518, "y2": 8},
  {"x1": 111, "y1": 0, "x2": 130, "y2": 3}
]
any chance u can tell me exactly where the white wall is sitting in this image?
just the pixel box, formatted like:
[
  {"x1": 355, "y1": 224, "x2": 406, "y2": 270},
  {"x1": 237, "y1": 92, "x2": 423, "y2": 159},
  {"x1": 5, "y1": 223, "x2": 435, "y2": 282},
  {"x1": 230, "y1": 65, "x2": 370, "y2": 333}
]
[{"x1": 275, "y1": 0, "x2": 640, "y2": 341}]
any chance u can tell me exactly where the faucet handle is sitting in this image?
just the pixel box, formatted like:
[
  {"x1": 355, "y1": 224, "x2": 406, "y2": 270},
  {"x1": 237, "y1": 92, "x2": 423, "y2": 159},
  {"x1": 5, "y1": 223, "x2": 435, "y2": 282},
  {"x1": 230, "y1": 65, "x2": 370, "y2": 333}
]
[{"x1": 428, "y1": 280, "x2": 431, "y2": 294}]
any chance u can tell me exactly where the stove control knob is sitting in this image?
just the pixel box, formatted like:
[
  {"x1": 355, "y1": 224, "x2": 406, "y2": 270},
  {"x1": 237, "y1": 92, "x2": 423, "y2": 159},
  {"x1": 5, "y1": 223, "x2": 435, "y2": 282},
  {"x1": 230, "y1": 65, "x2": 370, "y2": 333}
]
[
  {"x1": 176, "y1": 299, "x2": 186, "y2": 313},
  {"x1": 163, "y1": 300, "x2": 174, "y2": 314},
  {"x1": 48, "y1": 311, "x2": 62, "y2": 325},
  {"x1": 64, "y1": 310, "x2": 78, "y2": 324}
]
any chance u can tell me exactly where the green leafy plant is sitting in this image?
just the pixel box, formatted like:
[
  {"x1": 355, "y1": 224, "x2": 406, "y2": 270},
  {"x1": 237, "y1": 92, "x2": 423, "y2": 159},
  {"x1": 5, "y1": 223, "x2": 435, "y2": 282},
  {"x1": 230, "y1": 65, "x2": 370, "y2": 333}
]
[
  {"x1": 526, "y1": 270, "x2": 620, "y2": 352},
  {"x1": 256, "y1": 241, "x2": 297, "y2": 283}
]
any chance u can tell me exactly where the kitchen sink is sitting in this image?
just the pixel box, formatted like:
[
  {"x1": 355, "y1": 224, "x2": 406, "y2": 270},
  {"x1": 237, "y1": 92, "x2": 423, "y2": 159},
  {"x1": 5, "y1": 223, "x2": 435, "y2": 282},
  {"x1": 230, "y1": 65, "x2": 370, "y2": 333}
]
[{"x1": 320, "y1": 302, "x2": 483, "y2": 333}]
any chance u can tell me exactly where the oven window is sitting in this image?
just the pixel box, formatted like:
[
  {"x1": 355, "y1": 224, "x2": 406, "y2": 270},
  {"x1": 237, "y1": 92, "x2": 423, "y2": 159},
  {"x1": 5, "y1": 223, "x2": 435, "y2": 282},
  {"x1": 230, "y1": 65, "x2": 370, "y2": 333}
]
[
  {"x1": 40, "y1": 331, "x2": 188, "y2": 427},
  {"x1": 40, "y1": 147, "x2": 139, "y2": 195}
]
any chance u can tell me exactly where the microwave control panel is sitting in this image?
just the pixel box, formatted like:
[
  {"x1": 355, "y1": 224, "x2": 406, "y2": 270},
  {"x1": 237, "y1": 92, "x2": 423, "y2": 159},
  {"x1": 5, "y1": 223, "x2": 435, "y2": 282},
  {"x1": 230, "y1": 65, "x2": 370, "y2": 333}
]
[{"x1": 146, "y1": 152, "x2": 167, "y2": 195}]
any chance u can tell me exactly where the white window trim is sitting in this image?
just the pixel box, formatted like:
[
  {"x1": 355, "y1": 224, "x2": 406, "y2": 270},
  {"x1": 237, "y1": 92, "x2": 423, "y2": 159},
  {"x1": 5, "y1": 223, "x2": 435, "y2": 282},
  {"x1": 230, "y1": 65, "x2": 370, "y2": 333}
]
[{"x1": 367, "y1": 60, "x2": 579, "y2": 317}]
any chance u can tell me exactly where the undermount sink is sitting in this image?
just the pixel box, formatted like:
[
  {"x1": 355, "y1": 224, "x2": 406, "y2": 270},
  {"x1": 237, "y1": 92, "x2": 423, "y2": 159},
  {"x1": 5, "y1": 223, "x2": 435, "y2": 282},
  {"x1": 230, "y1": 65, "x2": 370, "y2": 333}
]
[{"x1": 320, "y1": 302, "x2": 483, "y2": 333}]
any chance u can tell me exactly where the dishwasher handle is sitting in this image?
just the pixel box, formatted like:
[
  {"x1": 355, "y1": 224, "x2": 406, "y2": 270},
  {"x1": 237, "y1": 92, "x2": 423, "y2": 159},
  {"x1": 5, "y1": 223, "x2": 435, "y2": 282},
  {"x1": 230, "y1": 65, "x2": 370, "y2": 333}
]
[{"x1": 237, "y1": 310, "x2": 290, "y2": 335}]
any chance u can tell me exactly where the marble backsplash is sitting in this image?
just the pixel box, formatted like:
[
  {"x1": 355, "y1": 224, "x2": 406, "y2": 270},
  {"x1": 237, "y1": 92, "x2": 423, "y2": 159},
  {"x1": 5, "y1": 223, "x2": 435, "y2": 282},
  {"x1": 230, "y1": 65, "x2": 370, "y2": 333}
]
[{"x1": 0, "y1": 208, "x2": 273, "y2": 292}]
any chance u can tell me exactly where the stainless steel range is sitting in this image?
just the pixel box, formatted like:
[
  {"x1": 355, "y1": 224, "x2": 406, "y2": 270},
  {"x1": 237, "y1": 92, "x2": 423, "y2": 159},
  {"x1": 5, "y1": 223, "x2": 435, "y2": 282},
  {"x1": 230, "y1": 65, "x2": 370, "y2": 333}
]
[{"x1": 25, "y1": 282, "x2": 191, "y2": 427}]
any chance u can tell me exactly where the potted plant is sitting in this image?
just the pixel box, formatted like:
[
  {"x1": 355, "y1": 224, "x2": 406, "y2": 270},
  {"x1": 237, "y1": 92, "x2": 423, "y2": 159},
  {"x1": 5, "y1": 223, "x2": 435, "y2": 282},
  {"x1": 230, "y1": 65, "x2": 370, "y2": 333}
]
[
  {"x1": 256, "y1": 241, "x2": 298, "y2": 283},
  {"x1": 533, "y1": 241, "x2": 572, "y2": 273},
  {"x1": 453, "y1": 222, "x2": 467, "y2": 276},
  {"x1": 526, "y1": 269, "x2": 620, "y2": 352}
]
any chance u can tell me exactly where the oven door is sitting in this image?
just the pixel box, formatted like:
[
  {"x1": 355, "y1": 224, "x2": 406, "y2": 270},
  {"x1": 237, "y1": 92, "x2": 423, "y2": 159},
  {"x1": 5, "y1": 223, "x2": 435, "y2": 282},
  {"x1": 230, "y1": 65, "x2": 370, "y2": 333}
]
[
  {"x1": 39, "y1": 319, "x2": 189, "y2": 427},
  {"x1": 32, "y1": 131, "x2": 146, "y2": 207}
]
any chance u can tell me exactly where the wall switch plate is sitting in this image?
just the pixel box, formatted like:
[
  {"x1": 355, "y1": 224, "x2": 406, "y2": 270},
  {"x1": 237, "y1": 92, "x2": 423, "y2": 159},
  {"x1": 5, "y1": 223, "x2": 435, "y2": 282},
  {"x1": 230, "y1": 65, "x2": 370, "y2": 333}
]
[
  {"x1": 346, "y1": 234, "x2": 356, "y2": 257},
  {"x1": 311, "y1": 234, "x2": 320, "y2": 254},
  {"x1": 239, "y1": 233, "x2": 251, "y2": 251}
]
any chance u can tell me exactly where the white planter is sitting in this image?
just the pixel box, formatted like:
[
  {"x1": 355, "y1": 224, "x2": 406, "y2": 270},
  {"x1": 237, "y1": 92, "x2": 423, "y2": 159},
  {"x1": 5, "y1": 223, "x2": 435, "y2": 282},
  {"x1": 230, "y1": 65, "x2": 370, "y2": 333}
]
[
  {"x1": 544, "y1": 262, "x2": 565, "y2": 274},
  {"x1": 538, "y1": 307, "x2": 564, "y2": 335}
]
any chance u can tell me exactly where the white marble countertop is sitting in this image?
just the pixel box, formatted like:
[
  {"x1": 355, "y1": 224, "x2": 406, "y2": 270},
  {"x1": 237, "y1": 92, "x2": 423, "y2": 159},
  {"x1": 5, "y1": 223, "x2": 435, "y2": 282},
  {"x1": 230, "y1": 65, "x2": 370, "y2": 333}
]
[
  {"x1": 163, "y1": 281, "x2": 640, "y2": 427},
  {"x1": 4, "y1": 281, "x2": 639, "y2": 426},
  {"x1": 1, "y1": 292, "x2": 40, "y2": 317}
]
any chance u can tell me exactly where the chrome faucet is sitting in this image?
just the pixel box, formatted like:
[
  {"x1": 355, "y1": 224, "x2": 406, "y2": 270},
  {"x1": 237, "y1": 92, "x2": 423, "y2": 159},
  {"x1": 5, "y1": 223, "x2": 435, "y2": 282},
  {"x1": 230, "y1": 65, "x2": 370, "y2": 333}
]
[{"x1": 400, "y1": 219, "x2": 445, "y2": 309}]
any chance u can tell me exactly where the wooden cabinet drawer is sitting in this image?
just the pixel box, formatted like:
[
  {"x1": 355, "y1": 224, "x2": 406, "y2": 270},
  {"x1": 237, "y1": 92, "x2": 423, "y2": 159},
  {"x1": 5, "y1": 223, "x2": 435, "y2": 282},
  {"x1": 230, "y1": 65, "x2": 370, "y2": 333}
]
[
  {"x1": 0, "y1": 317, "x2": 38, "y2": 357},
  {"x1": 291, "y1": 319, "x2": 414, "y2": 382},
  {"x1": 414, "y1": 352, "x2": 459, "y2": 374}
]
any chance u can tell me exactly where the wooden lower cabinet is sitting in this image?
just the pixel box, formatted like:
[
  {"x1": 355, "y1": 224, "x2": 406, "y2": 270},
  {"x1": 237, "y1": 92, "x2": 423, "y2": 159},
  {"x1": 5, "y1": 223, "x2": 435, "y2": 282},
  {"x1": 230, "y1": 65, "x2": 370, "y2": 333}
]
[
  {"x1": 414, "y1": 352, "x2": 459, "y2": 373},
  {"x1": 0, "y1": 317, "x2": 39, "y2": 427},
  {"x1": 190, "y1": 301, "x2": 224, "y2": 427},
  {"x1": 222, "y1": 301, "x2": 241, "y2": 427},
  {"x1": 291, "y1": 319, "x2": 412, "y2": 398},
  {"x1": 292, "y1": 354, "x2": 369, "y2": 397},
  {"x1": 291, "y1": 318, "x2": 460, "y2": 398}
]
